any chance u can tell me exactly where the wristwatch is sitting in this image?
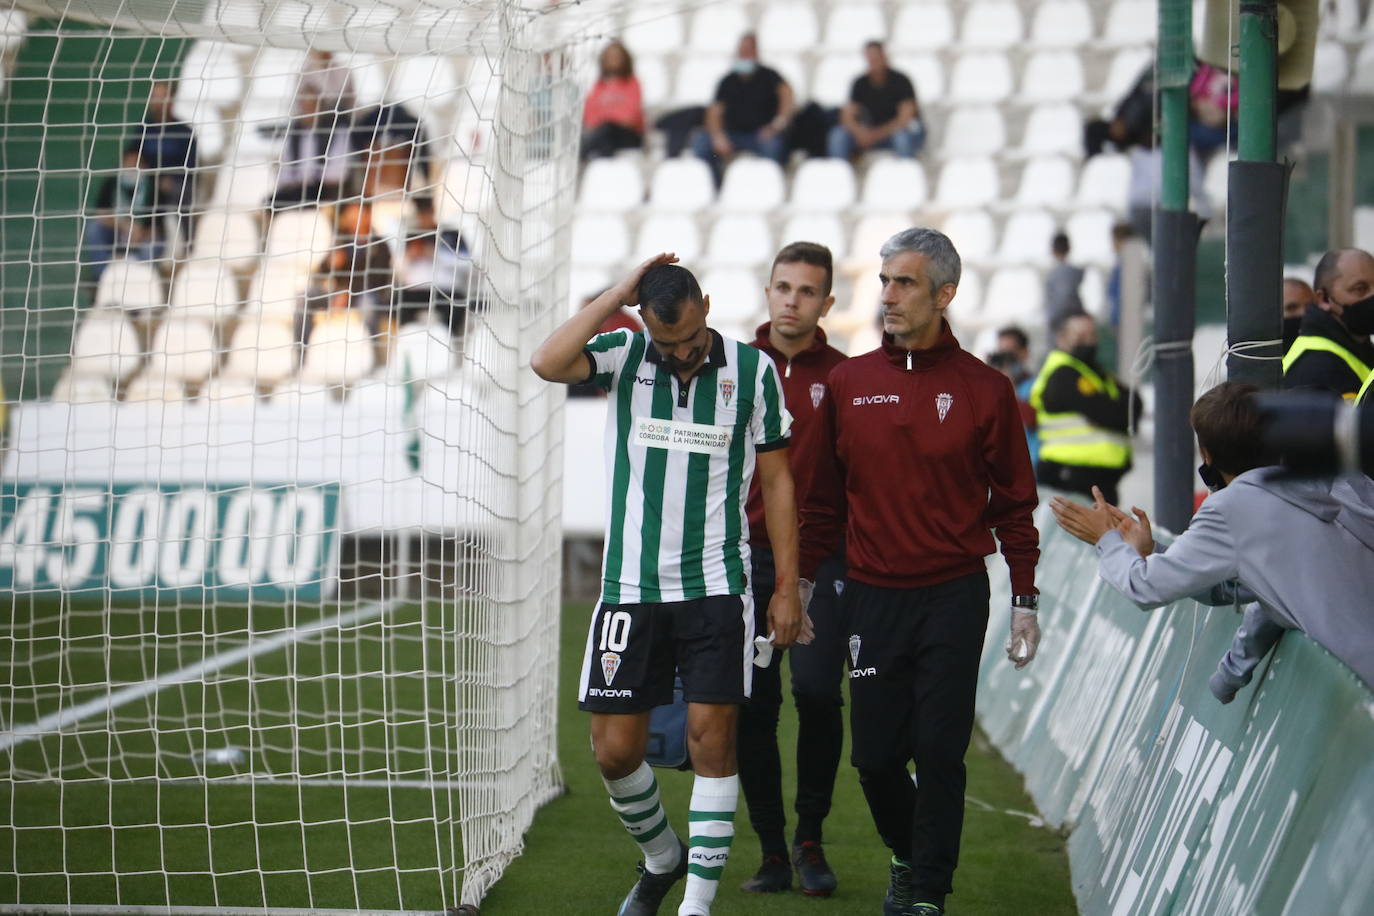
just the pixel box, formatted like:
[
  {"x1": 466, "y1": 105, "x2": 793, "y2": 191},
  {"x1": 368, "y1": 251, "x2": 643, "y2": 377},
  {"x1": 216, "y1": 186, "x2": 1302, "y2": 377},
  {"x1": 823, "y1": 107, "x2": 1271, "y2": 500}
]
[{"x1": 1011, "y1": 594, "x2": 1039, "y2": 612}]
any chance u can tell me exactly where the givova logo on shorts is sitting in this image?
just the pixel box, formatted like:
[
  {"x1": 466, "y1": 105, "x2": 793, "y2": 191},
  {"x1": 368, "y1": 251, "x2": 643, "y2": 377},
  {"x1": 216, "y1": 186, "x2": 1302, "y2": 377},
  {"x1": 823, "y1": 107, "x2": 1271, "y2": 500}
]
[{"x1": 0, "y1": 481, "x2": 339, "y2": 598}]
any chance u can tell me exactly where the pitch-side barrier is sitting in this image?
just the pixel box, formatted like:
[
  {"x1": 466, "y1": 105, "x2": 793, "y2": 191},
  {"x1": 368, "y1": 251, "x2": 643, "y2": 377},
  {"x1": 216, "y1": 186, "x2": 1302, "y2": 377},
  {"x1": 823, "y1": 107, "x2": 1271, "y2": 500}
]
[{"x1": 977, "y1": 501, "x2": 1374, "y2": 915}]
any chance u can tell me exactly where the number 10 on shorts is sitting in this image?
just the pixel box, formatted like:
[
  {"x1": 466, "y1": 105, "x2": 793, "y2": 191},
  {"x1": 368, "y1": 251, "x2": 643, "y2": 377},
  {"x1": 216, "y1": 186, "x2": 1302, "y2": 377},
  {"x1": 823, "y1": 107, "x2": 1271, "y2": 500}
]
[{"x1": 599, "y1": 609, "x2": 631, "y2": 685}]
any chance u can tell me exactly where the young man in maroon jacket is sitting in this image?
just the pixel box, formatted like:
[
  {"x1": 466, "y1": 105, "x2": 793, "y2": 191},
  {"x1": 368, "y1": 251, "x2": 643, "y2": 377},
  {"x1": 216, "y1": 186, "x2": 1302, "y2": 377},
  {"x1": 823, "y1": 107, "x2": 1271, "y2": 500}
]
[
  {"x1": 800, "y1": 227, "x2": 1042, "y2": 916},
  {"x1": 737, "y1": 242, "x2": 850, "y2": 897}
]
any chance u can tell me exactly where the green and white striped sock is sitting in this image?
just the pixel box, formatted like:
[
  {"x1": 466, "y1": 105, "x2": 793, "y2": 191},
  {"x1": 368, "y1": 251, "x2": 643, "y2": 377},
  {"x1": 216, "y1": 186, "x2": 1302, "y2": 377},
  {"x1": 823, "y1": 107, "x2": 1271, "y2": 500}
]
[
  {"x1": 604, "y1": 763, "x2": 681, "y2": 873},
  {"x1": 679, "y1": 774, "x2": 739, "y2": 916}
]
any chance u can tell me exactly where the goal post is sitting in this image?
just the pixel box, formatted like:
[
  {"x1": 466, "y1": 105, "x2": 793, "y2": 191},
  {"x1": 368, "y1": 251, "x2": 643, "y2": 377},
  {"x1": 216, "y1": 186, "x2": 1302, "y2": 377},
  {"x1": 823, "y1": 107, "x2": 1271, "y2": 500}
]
[{"x1": 0, "y1": 0, "x2": 593, "y2": 910}]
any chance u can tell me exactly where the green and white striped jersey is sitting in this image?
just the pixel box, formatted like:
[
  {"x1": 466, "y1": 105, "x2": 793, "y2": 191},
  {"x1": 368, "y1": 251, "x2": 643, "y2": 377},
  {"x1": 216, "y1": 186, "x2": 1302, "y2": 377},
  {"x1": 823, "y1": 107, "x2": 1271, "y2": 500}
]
[{"x1": 584, "y1": 327, "x2": 792, "y2": 604}]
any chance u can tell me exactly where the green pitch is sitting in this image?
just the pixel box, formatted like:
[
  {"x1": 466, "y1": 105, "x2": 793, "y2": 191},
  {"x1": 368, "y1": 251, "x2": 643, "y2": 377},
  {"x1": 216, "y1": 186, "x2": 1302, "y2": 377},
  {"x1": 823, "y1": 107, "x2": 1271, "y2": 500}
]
[{"x1": 2, "y1": 595, "x2": 1075, "y2": 914}]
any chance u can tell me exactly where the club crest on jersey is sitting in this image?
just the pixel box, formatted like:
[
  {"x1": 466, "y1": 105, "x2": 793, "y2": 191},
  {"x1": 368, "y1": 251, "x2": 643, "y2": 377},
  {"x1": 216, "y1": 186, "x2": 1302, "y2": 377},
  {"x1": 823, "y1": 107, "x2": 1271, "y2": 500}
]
[
  {"x1": 810, "y1": 382, "x2": 826, "y2": 409},
  {"x1": 936, "y1": 392, "x2": 954, "y2": 423},
  {"x1": 601, "y1": 651, "x2": 622, "y2": 685},
  {"x1": 848, "y1": 634, "x2": 861, "y2": 668},
  {"x1": 719, "y1": 378, "x2": 735, "y2": 406}
]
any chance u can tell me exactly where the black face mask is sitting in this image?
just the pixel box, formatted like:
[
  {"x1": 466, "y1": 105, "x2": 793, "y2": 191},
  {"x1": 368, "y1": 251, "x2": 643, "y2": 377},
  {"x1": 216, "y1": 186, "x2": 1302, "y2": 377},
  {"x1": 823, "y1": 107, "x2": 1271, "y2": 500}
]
[
  {"x1": 1069, "y1": 344, "x2": 1098, "y2": 365},
  {"x1": 1340, "y1": 293, "x2": 1374, "y2": 336},
  {"x1": 1282, "y1": 315, "x2": 1303, "y2": 351},
  {"x1": 1198, "y1": 463, "x2": 1226, "y2": 492}
]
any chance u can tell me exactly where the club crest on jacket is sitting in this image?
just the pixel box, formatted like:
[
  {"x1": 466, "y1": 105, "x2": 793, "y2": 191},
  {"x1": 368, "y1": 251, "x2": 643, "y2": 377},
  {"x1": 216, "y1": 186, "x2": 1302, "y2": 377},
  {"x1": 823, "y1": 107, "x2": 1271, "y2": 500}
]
[
  {"x1": 810, "y1": 382, "x2": 826, "y2": 409},
  {"x1": 936, "y1": 392, "x2": 953, "y2": 423}
]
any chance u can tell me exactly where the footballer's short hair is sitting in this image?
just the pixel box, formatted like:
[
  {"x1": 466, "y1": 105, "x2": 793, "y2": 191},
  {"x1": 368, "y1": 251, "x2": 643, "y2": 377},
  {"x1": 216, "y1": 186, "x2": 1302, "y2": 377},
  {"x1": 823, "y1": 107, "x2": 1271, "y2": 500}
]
[{"x1": 639, "y1": 264, "x2": 703, "y2": 325}]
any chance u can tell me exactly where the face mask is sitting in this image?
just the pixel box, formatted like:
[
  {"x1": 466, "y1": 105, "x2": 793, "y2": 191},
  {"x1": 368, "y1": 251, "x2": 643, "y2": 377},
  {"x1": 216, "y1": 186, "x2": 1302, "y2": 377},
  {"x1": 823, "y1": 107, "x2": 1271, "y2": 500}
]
[
  {"x1": 1282, "y1": 315, "x2": 1302, "y2": 350},
  {"x1": 732, "y1": 58, "x2": 757, "y2": 76},
  {"x1": 1340, "y1": 292, "x2": 1374, "y2": 335},
  {"x1": 1197, "y1": 463, "x2": 1226, "y2": 492},
  {"x1": 1069, "y1": 344, "x2": 1098, "y2": 365},
  {"x1": 118, "y1": 169, "x2": 139, "y2": 187}
]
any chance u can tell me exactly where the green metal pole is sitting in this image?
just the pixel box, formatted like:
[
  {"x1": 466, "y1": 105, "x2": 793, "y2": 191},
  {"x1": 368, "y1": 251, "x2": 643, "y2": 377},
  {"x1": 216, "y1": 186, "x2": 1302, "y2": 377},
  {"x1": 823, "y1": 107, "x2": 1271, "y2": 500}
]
[
  {"x1": 1237, "y1": 0, "x2": 1278, "y2": 163},
  {"x1": 1159, "y1": 86, "x2": 1190, "y2": 210}
]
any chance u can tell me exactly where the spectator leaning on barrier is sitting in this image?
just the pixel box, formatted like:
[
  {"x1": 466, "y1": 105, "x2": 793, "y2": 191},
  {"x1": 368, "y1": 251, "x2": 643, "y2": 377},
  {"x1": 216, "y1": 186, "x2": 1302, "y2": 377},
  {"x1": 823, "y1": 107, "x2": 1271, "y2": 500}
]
[
  {"x1": 692, "y1": 33, "x2": 794, "y2": 182},
  {"x1": 1283, "y1": 248, "x2": 1374, "y2": 399},
  {"x1": 1049, "y1": 381, "x2": 1374, "y2": 692},
  {"x1": 1030, "y1": 313, "x2": 1141, "y2": 506},
  {"x1": 582, "y1": 40, "x2": 644, "y2": 160},
  {"x1": 826, "y1": 41, "x2": 924, "y2": 161},
  {"x1": 800, "y1": 227, "x2": 1040, "y2": 916},
  {"x1": 1282, "y1": 276, "x2": 1315, "y2": 354}
]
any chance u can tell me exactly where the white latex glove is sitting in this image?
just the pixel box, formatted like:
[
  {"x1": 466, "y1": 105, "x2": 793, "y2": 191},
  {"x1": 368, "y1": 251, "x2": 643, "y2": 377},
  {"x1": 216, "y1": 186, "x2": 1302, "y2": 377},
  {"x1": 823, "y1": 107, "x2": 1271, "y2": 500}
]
[{"x1": 1006, "y1": 609, "x2": 1041, "y2": 669}]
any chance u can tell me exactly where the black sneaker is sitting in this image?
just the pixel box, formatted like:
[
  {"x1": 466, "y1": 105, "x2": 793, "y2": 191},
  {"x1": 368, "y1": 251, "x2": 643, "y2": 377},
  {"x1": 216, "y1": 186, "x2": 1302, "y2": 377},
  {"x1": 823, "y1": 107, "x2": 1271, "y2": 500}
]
[
  {"x1": 901, "y1": 905, "x2": 943, "y2": 916},
  {"x1": 791, "y1": 841, "x2": 837, "y2": 897},
  {"x1": 617, "y1": 838, "x2": 688, "y2": 916},
  {"x1": 881, "y1": 857, "x2": 916, "y2": 916},
  {"x1": 740, "y1": 855, "x2": 792, "y2": 893}
]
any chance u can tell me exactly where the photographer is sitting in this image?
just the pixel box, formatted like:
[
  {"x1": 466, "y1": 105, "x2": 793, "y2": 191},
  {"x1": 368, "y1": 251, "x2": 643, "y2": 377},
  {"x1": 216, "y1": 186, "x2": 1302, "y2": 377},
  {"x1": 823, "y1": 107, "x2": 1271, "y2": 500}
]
[{"x1": 1051, "y1": 381, "x2": 1374, "y2": 689}]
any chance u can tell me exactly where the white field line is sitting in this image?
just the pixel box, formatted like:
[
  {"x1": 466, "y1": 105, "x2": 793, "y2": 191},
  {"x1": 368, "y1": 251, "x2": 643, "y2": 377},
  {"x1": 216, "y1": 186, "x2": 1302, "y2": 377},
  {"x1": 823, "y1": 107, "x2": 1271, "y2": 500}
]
[{"x1": 0, "y1": 597, "x2": 404, "y2": 753}]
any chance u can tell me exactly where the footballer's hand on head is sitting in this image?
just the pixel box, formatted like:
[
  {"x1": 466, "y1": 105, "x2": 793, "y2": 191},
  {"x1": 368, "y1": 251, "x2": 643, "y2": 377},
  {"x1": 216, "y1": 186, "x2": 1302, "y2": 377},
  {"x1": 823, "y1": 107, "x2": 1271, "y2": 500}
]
[{"x1": 616, "y1": 252, "x2": 678, "y2": 307}]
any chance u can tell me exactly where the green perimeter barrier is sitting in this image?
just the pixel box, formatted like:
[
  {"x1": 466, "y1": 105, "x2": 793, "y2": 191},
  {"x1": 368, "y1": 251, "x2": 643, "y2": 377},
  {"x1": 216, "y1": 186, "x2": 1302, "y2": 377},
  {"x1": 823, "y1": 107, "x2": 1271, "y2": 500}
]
[{"x1": 976, "y1": 500, "x2": 1374, "y2": 914}]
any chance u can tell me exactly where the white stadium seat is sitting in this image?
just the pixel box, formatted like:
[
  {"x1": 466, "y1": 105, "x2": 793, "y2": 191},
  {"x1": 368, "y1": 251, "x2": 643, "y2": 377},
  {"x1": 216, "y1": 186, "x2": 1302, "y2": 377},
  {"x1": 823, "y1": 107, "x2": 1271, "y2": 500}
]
[
  {"x1": 1019, "y1": 52, "x2": 1085, "y2": 104},
  {"x1": 342, "y1": 52, "x2": 391, "y2": 107},
  {"x1": 1066, "y1": 208, "x2": 1118, "y2": 269},
  {"x1": 705, "y1": 215, "x2": 774, "y2": 268},
  {"x1": 95, "y1": 259, "x2": 164, "y2": 312},
  {"x1": 1320, "y1": 0, "x2": 1361, "y2": 42},
  {"x1": 248, "y1": 259, "x2": 311, "y2": 322},
  {"x1": 770, "y1": 55, "x2": 809, "y2": 102},
  {"x1": 941, "y1": 210, "x2": 997, "y2": 265},
  {"x1": 52, "y1": 371, "x2": 112, "y2": 405},
  {"x1": 996, "y1": 209, "x2": 1057, "y2": 266},
  {"x1": 790, "y1": 159, "x2": 857, "y2": 212},
  {"x1": 71, "y1": 308, "x2": 142, "y2": 383},
  {"x1": 860, "y1": 158, "x2": 928, "y2": 212},
  {"x1": 934, "y1": 158, "x2": 1000, "y2": 209},
  {"x1": 649, "y1": 158, "x2": 715, "y2": 212},
  {"x1": 265, "y1": 209, "x2": 333, "y2": 266},
  {"x1": 779, "y1": 213, "x2": 848, "y2": 262},
  {"x1": 298, "y1": 310, "x2": 377, "y2": 387},
  {"x1": 1011, "y1": 156, "x2": 1077, "y2": 209},
  {"x1": 147, "y1": 317, "x2": 217, "y2": 386},
  {"x1": 1028, "y1": 0, "x2": 1094, "y2": 49},
  {"x1": 718, "y1": 157, "x2": 786, "y2": 212},
  {"x1": 388, "y1": 319, "x2": 455, "y2": 384},
  {"x1": 389, "y1": 55, "x2": 458, "y2": 111},
  {"x1": 981, "y1": 267, "x2": 1045, "y2": 328},
  {"x1": 174, "y1": 41, "x2": 245, "y2": 123},
  {"x1": 811, "y1": 54, "x2": 864, "y2": 109},
  {"x1": 211, "y1": 160, "x2": 275, "y2": 210},
  {"x1": 821, "y1": 4, "x2": 887, "y2": 53},
  {"x1": 636, "y1": 55, "x2": 670, "y2": 108},
  {"x1": 1312, "y1": 42, "x2": 1349, "y2": 95},
  {"x1": 945, "y1": 53, "x2": 1014, "y2": 105},
  {"x1": 890, "y1": 5, "x2": 955, "y2": 53},
  {"x1": 578, "y1": 158, "x2": 644, "y2": 213},
  {"x1": 623, "y1": 13, "x2": 684, "y2": 55},
  {"x1": 1100, "y1": 0, "x2": 1157, "y2": 47},
  {"x1": 1353, "y1": 44, "x2": 1374, "y2": 94},
  {"x1": 961, "y1": 1, "x2": 1023, "y2": 50},
  {"x1": 947, "y1": 269, "x2": 985, "y2": 329},
  {"x1": 1076, "y1": 154, "x2": 1132, "y2": 212},
  {"x1": 849, "y1": 215, "x2": 914, "y2": 264},
  {"x1": 1093, "y1": 48, "x2": 1153, "y2": 106},
  {"x1": 636, "y1": 214, "x2": 703, "y2": 263},
  {"x1": 570, "y1": 215, "x2": 630, "y2": 268},
  {"x1": 671, "y1": 55, "x2": 729, "y2": 107},
  {"x1": 170, "y1": 262, "x2": 240, "y2": 324},
  {"x1": 756, "y1": 3, "x2": 819, "y2": 54},
  {"x1": 699, "y1": 268, "x2": 765, "y2": 327},
  {"x1": 1081, "y1": 266, "x2": 1108, "y2": 320},
  {"x1": 688, "y1": 6, "x2": 751, "y2": 53},
  {"x1": 892, "y1": 54, "x2": 944, "y2": 103},
  {"x1": 567, "y1": 267, "x2": 610, "y2": 314},
  {"x1": 940, "y1": 107, "x2": 1006, "y2": 158},
  {"x1": 1018, "y1": 104, "x2": 1083, "y2": 157},
  {"x1": 222, "y1": 318, "x2": 298, "y2": 386}
]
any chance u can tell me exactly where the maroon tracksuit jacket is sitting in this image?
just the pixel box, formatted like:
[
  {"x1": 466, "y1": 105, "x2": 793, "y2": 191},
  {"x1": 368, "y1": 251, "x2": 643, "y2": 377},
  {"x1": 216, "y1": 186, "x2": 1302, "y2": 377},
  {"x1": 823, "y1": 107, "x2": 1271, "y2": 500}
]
[
  {"x1": 745, "y1": 322, "x2": 848, "y2": 550},
  {"x1": 800, "y1": 322, "x2": 1040, "y2": 594}
]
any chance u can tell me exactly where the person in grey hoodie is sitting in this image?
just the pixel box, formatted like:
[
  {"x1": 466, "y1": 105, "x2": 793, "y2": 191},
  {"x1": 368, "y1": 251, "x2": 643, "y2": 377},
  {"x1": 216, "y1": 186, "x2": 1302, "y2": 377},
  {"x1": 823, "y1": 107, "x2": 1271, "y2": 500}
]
[{"x1": 1050, "y1": 380, "x2": 1374, "y2": 690}]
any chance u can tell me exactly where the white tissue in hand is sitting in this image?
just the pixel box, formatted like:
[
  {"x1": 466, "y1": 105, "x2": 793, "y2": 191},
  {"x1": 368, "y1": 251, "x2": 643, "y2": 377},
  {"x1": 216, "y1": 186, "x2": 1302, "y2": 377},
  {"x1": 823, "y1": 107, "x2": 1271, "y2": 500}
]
[{"x1": 753, "y1": 634, "x2": 775, "y2": 668}]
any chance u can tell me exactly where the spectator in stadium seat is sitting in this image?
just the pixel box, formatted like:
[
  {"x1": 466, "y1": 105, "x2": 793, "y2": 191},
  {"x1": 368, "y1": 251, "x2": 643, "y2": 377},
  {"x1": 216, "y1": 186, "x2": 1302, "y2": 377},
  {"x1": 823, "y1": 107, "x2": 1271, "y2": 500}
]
[
  {"x1": 1083, "y1": 64, "x2": 1153, "y2": 159},
  {"x1": 395, "y1": 207, "x2": 472, "y2": 332},
  {"x1": 1050, "y1": 380, "x2": 1374, "y2": 690},
  {"x1": 826, "y1": 41, "x2": 924, "y2": 161},
  {"x1": 1282, "y1": 248, "x2": 1374, "y2": 399},
  {"x1": 269, "y1": 75, "x2": 353, "y2": 209},
  {"x1": 313, "y1": 201, "x2": 394, "y2": 328},
  {"x1": 132, "y1": 80, "x2": 197, "y2": 238},
  {"x1": 987, "y1": 326, "x2": 1038, "y2": 464},
  {"x1": 581, "y1": 40, "x2": 644, "y2": 160},
  {"x1": 1044, "y1": 232, "x2": 1086, "y2": 337},
  {"x1": 298, "y1": 49, "x2": 355, "y2": 116},
  {"x1": 1188, "y1": 62, "x2": 1236, "y2": 162},
  {"x1": 692, "y1": 33, "x2": 794, "y2": 183},
  {"x1": 1030, "y1": 314, "x2": 1141, "y2": 506},
  {"x1": 351, "y1": 103, "x2": 433, "y2": 185},
  {"x1": 1282, "y1": 276, "x2": 1315, "y2": 354},
  {"x1": 800, "y1": 228, "x2": 1041, "y2": 916},
  {"x1": 83, "y1": 146, "x2": 163, "y2": 281}
]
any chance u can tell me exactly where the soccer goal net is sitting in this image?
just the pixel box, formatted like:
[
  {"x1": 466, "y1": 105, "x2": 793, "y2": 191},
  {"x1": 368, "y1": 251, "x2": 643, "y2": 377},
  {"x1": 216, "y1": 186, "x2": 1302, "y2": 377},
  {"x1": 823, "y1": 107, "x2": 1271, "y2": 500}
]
[{"x1": 0, "y1": 0, "x2": 618, "y2": 911}]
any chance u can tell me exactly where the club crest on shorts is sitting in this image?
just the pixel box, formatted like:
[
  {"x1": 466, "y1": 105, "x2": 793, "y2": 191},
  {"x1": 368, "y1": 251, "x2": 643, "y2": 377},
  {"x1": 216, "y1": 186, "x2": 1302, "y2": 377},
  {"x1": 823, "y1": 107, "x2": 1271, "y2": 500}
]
[
  {"x1": 848, "y1": 634, "x2": 861, "y2": 668},
  {"x1": 810, "y1": 382, "x2": 826, "y2": 409},
  {"x1": 719, "y1": 378, "x2": 735, "y2": 406},
  {"x1": 601, "y1": 651, "x2": 622, "y2": 685},
  {"x1": 935, "y1": 392, "x2": 954, "y2": 423}
]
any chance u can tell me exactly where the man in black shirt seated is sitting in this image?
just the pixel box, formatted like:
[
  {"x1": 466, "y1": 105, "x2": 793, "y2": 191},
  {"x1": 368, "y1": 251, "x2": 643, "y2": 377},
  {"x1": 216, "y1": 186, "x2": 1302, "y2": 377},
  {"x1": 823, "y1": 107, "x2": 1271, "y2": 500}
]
[
  {"x1": 692, "y1": 33, "x2": 794, "y2": 182},
  {"x1": 827, "y1": 41, "x2": 924, "y2": 161}
]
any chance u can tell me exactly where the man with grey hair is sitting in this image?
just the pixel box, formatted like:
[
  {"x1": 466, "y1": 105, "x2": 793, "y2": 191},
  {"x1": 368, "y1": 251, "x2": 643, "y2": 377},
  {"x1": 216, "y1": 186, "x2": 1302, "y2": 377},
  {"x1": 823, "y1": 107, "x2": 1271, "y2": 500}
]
[{"x1": 799, "y1": 227, "x2": 1042, "y2": 916}]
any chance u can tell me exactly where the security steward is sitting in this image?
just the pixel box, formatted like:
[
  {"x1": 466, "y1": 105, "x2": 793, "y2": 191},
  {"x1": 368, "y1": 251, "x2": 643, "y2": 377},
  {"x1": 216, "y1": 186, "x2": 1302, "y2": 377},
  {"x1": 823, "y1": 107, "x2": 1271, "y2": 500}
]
[
  {"x1": 1030, "y1": 312, "x2": 1141, "y2": 507},
  {"x1": 1283, "y1": 247, "x2": 1374, "y2": 399}
]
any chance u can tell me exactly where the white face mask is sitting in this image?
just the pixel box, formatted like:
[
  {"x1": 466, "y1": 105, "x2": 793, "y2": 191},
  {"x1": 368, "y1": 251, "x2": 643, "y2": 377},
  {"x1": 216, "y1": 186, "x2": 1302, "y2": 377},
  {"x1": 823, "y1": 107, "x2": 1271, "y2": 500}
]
[
  {"x1": 732, "y1": 58, "x2": 757, "y2": 76},
  {"x1": 119, "y1": 168, "x2": 140, "y2": 186}
]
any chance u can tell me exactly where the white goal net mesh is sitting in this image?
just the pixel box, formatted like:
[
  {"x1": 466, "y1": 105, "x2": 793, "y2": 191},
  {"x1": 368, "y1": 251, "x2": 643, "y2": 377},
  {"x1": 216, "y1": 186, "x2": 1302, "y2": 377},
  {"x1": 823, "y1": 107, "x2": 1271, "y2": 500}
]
[{"x1": 0, "y1": 0, "x2": 626, "y2": 910}]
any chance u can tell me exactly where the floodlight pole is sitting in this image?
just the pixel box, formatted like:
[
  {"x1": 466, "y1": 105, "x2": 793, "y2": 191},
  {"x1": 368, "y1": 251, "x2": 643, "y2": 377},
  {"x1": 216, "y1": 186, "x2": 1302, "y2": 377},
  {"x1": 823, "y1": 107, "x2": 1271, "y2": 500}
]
[{"x1": 1153, "y1": 0, "x2": 1200, "y2": 534}]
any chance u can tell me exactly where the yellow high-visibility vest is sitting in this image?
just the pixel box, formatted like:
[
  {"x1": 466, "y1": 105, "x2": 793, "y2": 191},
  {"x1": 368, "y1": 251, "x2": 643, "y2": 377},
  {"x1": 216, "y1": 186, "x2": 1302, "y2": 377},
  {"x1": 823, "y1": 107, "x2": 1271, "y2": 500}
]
[
  {"x1": 1357, "y1": 369, "x2": 1373, "y2": 406},
  {"x1": 1029, "y1": 350, "x2": 1132, "y2": 469},
  {"x1": 1282, "y1": 335, "x2": 1371, "y2": 399}
]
